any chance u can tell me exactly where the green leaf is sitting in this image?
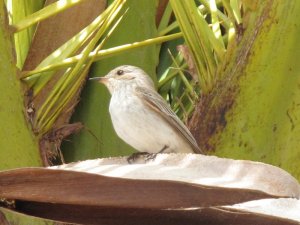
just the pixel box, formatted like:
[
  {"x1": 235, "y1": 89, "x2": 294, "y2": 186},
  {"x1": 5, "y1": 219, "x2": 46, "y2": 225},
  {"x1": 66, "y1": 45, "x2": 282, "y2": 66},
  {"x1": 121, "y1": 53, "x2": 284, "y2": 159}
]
[
  {"x1": 11, "y1": 0, "x2": 84, "y2": 32},
  {"x1": 6, "y1": 0, "x2": 45, "y2": 68}
]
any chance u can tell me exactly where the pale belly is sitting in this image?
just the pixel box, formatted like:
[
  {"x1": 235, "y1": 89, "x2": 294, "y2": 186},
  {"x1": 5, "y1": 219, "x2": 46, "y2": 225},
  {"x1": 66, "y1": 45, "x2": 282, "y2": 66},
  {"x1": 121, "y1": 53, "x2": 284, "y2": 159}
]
[{"x1": 109, "y1": 94, "x2": 193, "y2": 153}]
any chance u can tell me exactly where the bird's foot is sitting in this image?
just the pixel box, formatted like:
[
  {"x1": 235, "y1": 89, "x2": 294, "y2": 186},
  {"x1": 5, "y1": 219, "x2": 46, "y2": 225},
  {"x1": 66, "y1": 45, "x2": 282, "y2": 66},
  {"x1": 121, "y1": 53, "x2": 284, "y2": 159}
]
[
  {"x1": 144, "y1": 153, "x2": 158, "y2": 161},
  {"x1": 127, "y1": 152, "x2": 157, "y2": 164},
  {"x1": 127, "y1": 146, "x2": 169, "y2": 164}
]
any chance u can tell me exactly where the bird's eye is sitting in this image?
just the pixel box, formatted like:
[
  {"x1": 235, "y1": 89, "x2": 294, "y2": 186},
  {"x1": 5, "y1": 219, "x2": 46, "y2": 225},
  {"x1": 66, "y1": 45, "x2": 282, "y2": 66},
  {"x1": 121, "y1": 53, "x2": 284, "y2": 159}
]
[{"x1": 116, "y1": 70, "x2": 124, "y2": 76}]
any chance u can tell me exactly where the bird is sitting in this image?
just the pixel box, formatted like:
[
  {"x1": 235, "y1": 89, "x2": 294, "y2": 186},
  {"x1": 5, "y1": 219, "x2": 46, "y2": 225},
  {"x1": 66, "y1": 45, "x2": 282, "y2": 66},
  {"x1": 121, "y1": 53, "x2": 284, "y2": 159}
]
[{"x1": 90, "y1": 65, "x2": 203, "y2": 162}]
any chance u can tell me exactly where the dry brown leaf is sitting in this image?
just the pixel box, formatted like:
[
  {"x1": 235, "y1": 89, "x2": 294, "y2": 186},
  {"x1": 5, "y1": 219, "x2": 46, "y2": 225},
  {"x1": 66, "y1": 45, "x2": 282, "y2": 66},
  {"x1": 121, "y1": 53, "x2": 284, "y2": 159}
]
[{"x1": 0, "y1": 154, "x2": 299, "y2": 224}]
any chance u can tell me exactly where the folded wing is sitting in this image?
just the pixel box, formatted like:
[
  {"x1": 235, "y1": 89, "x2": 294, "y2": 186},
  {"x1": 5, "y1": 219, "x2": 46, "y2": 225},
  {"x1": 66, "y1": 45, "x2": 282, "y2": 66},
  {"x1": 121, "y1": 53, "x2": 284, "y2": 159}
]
[{"x1": 135, "y1": 86, "x2": 203, "y2": 154}]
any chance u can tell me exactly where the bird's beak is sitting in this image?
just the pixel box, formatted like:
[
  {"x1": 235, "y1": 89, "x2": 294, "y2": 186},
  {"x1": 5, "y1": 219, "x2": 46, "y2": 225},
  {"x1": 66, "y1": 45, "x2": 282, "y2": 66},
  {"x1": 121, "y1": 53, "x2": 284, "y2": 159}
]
[{"x1": 89, "y1": 77, "x2": 108, "y2": 85}]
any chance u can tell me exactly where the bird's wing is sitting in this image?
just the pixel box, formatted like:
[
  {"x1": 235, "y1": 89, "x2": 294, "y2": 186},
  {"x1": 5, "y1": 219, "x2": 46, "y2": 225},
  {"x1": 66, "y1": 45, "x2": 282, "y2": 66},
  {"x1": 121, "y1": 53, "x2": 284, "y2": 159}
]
[{"x1": 135, "y1": 86, "x2": 203, "y2": 154}]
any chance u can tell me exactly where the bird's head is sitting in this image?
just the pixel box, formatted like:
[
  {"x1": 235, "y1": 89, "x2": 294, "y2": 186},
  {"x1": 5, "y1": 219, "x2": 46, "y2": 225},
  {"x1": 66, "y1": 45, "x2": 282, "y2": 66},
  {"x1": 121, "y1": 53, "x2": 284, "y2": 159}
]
[{"x1": 90, "y1": 65, "x2": 155, "y2": 94}]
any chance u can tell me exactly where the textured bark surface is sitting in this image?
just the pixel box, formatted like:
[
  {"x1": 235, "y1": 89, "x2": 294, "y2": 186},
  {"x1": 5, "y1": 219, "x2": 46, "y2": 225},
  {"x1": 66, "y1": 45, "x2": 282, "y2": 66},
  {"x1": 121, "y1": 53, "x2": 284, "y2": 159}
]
[
  {"x1": 0, "y1": 0, "x2": 42, "y2": 169},
  {"x1": 188, "y1": 0, "x2": 300, "y2": 181}
]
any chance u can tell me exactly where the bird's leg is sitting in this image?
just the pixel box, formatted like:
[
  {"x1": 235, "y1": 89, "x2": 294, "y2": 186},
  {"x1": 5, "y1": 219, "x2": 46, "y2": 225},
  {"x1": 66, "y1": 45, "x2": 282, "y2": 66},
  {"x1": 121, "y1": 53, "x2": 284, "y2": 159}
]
[{"x1": 158, "y1": 145, "x2": 169, "y2": 153}]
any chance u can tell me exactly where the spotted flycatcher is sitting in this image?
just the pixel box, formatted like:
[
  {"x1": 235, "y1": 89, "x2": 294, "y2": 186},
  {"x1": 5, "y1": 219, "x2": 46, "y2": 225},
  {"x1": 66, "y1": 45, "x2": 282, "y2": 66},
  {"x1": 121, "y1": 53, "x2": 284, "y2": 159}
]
[{"x1": 90, "y1": 65, "x2": 203, "y2": 160}]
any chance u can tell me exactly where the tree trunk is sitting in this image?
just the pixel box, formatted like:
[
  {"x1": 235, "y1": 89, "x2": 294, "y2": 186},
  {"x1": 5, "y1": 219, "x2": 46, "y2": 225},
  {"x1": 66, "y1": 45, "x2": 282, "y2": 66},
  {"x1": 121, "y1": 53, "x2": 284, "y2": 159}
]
[
  {"x1": 0, "y1": 1, "x2": 42, "y2": 169},
  {"x1": 190, "y1": 0, "x2": 300, "y2": 181}
]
